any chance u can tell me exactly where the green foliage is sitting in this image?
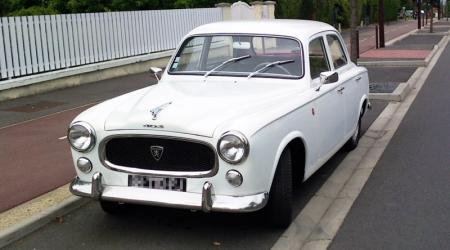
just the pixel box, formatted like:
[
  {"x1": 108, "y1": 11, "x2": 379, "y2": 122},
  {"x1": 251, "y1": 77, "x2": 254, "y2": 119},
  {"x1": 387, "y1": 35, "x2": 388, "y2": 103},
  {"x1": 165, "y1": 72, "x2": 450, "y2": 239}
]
[
  {"x1": 275, "y1": 0, "x2": 302, "y2": 19},
  {"x1": 1, "y1": 0, "x2": 405, "y2": 28},
  {"x1": 8, "y1": 6, "x2": 58, "y2": 16},
  {"x1": 385, "y1": 0, "x2": 401, "y2": 21},
  {"x1": 276, "y1": 0, "x2": 350, "y2": 27}
]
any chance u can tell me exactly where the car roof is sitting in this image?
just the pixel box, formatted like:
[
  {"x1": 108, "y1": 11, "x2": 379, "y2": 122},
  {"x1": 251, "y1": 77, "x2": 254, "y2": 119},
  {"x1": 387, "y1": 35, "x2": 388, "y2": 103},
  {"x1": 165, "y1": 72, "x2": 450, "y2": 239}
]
[{"x1": 188, "y1": 20, "x2": 337, "y2": 40}]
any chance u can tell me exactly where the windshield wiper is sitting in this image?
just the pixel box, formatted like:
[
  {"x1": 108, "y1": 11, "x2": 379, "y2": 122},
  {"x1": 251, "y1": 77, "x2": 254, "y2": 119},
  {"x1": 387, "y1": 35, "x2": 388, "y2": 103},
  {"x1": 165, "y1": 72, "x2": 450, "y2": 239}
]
[
  {"x1": 204, "y1": 54, "x2": 251, "y2": 79},
  {"x1": 247, "y1": 59, "x2": 295, "y2": 79}
]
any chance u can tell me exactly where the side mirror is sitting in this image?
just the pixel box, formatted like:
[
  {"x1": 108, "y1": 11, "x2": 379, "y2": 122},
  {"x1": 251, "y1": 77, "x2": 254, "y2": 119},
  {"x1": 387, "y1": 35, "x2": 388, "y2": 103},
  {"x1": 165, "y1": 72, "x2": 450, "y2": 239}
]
[
  {"x1": 150, "y1": 67, "x2": 163, "y2": 81},
  {"x1": 320, "y1": 71, "x2": 339, "y2": 85}
]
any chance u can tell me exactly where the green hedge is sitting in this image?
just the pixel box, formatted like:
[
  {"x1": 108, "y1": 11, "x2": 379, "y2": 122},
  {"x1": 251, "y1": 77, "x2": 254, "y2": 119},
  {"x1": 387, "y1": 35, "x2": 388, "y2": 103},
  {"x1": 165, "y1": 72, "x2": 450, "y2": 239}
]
[{"x1": 276, "y1": 0, "x2": 403, "y2": 28}]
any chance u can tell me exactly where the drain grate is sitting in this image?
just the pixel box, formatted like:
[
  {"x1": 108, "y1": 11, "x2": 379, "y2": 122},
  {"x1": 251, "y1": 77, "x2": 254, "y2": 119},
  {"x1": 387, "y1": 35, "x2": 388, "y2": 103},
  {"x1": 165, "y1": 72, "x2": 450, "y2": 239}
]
[
  {"x1": 369, "y1": 82, "x2": 399, "y2": 93},
  {"x1": 2, "y1": 101, "x2": 66, "y2": 113}
]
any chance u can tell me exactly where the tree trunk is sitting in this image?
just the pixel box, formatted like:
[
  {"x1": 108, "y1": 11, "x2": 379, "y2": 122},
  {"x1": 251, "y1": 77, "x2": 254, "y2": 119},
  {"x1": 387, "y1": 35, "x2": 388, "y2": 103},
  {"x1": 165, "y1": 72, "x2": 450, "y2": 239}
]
[{"x1": 350, "y1": 0, "x2": 358, "y2": 63}]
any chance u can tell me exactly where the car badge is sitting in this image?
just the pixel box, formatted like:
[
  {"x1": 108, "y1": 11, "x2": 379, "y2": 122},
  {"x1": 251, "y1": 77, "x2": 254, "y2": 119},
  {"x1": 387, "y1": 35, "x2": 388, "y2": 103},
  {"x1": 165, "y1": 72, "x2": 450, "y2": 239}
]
[
  {"x1": 150, "y1": 146, "x2": 164, "y2": 161},
  {"x1": 150, "y1": 101, "x2": 172, "y2": 120}
]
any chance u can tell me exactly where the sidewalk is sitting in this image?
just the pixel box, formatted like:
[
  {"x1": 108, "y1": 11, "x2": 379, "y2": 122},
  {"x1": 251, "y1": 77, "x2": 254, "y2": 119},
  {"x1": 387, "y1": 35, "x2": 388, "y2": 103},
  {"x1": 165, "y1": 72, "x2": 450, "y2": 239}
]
[
  {"x1": 330, "y1": 29, "x2": 450, "y2": 249},
  {"x1": 342, "y1": 20, "x2": 417, "y2": 54}
]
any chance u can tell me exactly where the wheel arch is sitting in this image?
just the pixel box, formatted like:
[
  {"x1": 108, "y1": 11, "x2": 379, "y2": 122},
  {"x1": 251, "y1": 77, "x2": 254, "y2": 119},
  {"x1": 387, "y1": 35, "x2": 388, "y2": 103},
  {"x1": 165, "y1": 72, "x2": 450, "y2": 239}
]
[
  {"x1": 269, "y1": 131, "x2": 308, "y2": 190},
  {"x1": 359, "y1": 95, "x2": 369, "y2": 117}
]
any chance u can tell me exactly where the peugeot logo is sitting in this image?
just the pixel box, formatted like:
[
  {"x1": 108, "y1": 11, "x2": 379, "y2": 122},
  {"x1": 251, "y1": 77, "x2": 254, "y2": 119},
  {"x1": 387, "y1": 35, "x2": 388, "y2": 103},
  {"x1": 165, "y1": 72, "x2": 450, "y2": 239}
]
[{"x1": 150, "y1": 146, "x2": 164, "y2": 161}]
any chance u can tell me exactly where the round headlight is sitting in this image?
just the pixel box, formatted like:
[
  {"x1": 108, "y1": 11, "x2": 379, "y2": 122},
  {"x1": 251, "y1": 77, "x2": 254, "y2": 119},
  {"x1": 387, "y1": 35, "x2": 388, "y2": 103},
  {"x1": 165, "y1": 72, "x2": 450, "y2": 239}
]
[
  {"x1": 217, "y1": 131, "x2": 249, "y2": 164},
  {"x1": 68, "y1": 122, "x2": 96, "y2": 152}
]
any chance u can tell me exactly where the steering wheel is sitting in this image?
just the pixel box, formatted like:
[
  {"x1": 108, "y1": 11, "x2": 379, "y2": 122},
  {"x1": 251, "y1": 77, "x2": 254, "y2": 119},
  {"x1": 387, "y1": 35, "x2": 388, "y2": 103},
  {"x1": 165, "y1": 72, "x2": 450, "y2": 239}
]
[{"x1": 253, "y1": 62, "x2": 292, "y2": 75}]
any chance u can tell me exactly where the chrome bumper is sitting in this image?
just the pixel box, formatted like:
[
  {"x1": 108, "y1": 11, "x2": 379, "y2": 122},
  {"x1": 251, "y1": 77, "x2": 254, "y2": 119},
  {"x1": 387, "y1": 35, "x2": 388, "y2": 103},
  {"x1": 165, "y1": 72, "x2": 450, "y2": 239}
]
[{"x1": 70, "y1": 172, "x2": 268, "y2": 213}]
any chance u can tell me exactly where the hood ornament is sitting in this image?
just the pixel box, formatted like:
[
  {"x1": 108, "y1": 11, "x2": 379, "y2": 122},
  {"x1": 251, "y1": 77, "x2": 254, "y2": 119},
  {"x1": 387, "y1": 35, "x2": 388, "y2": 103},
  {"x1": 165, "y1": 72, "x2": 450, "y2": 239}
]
[{"x1": 150, "y1": 101, "x2": 172, "y2": 120}]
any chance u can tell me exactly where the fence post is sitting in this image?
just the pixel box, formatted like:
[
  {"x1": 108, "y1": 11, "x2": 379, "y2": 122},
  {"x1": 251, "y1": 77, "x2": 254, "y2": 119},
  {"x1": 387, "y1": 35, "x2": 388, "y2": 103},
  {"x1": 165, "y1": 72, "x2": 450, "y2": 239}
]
[
  {"x1": 215, "y1": 3, "x2": 232, "y2": 21},
  {"x1": 263, "y1": 1, "x2": 276, "y2": 19},
  {"x1": 250, "y1": 1, "x2": 264, "y2": 19}
]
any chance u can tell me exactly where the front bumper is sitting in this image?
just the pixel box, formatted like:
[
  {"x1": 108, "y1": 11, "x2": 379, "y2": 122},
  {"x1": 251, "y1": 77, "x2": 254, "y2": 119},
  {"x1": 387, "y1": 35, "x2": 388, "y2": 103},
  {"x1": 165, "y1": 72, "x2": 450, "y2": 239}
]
[{"x1": 70, "y1": 172, "x2": 268, "y2": 213}]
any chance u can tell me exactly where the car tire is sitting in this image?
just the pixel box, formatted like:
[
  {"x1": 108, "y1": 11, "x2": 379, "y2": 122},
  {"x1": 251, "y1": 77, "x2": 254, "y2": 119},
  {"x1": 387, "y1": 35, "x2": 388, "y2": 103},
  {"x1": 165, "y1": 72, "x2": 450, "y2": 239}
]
[
  {"x1": 346, "y1": 109, "x2": 363, "y2": 151},
  {"x1": 100, "y1": 200, "x2": 127, "y2": 214},
  {"x1": 266, "y1": 148, "x2": 293, "y2": 228}
]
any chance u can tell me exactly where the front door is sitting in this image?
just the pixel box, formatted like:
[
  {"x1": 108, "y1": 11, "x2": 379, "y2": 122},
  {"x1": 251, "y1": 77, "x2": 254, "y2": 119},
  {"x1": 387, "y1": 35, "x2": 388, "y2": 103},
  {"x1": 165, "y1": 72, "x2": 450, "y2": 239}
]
[
  {"x1": 308, "y1": 35, "x2": 346, "y2": 166},
  {"x1": 324, "y1": 33, "x2": 360, "y2": 138}
]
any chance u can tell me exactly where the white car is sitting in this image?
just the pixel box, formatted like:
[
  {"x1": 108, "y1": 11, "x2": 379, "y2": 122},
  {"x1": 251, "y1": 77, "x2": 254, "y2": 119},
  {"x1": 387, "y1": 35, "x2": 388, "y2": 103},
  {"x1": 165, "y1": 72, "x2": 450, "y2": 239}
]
[{"x1": 68, "y1": 20, "x2": 370, "y2": 227}]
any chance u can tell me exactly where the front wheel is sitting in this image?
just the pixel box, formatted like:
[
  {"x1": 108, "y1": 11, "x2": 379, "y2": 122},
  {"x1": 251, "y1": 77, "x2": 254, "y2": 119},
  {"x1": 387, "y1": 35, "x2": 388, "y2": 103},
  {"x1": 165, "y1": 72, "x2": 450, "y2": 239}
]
[{"x1": 265, "y1": 149, "x2": 293, "y2": 228}]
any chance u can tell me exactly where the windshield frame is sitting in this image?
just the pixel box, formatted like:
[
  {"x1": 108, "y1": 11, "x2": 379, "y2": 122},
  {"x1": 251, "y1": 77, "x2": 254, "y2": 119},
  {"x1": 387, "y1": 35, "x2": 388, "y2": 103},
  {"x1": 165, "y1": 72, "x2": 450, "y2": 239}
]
[{"x1": 167, "y1": 33, "x2": 305, "y2": 80}]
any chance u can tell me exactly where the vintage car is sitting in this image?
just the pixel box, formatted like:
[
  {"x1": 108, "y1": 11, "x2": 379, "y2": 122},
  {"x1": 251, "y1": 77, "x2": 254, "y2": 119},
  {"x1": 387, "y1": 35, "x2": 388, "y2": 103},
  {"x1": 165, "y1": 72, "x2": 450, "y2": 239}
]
[{"x1": 68, "y1": 20, "x2": 370, "y2": 227}]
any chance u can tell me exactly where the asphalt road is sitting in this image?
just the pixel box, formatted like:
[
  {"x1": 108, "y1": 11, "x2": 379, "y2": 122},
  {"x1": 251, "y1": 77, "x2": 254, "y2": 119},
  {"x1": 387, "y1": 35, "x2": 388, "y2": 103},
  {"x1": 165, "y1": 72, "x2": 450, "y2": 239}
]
[
  {"x1": 0, "y1": 72, "x2": 155, "y2": 212},
  {"x1": 330, "y1": 37, "x2": 450, "y2": 249},
  {"x1": 5, "y1": 100, "x2": 388, "y2": 250}
]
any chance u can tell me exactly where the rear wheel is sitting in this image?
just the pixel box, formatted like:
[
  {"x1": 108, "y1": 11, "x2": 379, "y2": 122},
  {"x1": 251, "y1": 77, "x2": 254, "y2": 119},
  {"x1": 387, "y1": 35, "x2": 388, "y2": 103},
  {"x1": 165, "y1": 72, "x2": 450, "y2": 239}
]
[
  {"x1": 346, "y1": 108, "x2": 363, "y2": 150},
  {"x1": 100, "y1": 200, "x2": 127, "y2": 214},
  {"x1": 266, "y1": 149, "x2": 293, "y2": 228}
]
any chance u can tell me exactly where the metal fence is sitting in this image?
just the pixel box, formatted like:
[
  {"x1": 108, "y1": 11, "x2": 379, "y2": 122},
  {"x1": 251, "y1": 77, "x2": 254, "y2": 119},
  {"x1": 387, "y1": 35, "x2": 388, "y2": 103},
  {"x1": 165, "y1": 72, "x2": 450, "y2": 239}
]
[{"x1": 0, "y1": 8, "x2": 223, "y2": 80}]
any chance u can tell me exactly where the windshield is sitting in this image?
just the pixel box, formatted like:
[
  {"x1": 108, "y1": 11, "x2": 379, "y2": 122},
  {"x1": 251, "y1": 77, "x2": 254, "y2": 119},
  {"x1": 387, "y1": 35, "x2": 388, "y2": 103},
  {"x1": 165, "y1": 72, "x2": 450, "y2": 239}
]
[{"x1": 169, "y1": 35, "x2": 303, "y2": 79}]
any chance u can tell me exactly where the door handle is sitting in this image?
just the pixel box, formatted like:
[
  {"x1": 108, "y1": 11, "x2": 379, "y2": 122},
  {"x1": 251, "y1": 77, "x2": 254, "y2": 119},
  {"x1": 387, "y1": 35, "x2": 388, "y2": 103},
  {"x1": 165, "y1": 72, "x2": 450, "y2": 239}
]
[
  {"x1": 355, "y1": 76, "x2": 362, "y2": 81},
  {"x1": 337, "y1": 86, "x2": 345, "y2": 94}
]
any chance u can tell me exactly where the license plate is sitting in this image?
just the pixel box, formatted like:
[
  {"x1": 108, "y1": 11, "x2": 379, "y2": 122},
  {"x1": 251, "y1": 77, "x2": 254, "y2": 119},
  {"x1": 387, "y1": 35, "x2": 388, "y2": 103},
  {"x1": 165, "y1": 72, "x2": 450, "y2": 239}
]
[{"x1": 128, "y1": 175, "x2": 186, "y2": 192}]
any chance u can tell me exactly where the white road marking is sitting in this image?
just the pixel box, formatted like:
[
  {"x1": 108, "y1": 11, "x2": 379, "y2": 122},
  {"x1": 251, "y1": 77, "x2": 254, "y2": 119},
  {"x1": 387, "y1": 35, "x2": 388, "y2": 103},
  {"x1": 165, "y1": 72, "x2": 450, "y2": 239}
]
[{"x1": 58, "y1": 136, "x2": 67, "y2": 140}]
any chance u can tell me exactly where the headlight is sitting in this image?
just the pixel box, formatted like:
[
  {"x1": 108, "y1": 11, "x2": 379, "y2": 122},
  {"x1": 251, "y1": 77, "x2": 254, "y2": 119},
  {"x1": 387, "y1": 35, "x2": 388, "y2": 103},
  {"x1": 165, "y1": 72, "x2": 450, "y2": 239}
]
[
  {"x1": 217, "y1": 131, "x2": 249, "y2": 164},
  {"x1": 68, "y1": 122, "x2": 96, "y2": 152}
]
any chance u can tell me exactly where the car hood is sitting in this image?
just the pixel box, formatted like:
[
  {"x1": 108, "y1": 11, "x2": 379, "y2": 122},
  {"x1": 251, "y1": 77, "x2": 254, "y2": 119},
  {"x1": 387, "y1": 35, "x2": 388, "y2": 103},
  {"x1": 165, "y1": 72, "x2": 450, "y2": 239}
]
[{"x1": 104, "y1": 80, "x2": 307, "y2": 137}]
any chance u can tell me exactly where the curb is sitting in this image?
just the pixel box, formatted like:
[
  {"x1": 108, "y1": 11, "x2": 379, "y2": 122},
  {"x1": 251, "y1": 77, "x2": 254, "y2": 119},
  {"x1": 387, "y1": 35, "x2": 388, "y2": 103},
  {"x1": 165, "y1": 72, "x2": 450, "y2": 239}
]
[
  {"x1": 0, "y1": 196, "x2": 89, "y2": 248},
  {"x1": 358, "y1": 25, "x2": 447, "y2": 68},
  {"x1": 358, "y1": 60, "x2": 425, "y2": 67},
  {"x1": 413, "y1": 31, "x2": 449, "y2": 36},
  {"x1": 369, "y1": 66, "x2": 425, "y2": 102},
  {"x1": 367, "y1": 33, "x2": 447, "y2": 102},
  {"x1": 385, "y1": 27, "x2": 417, "y2": 46}
]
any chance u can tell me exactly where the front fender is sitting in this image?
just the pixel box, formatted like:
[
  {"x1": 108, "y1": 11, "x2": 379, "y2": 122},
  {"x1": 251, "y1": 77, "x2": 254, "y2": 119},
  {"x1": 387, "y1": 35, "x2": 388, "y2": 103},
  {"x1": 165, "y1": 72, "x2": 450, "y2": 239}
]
[{"x1": 268, "y1": 131, "x2": 308, "y2": 190}]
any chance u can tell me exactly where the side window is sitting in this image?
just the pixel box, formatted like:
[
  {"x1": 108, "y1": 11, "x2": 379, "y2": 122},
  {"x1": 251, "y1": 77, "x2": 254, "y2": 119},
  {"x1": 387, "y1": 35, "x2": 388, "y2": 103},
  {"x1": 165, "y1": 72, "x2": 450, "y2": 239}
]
[
  {"x1": 309, "y1": 37, "x2": 330, "y2": 79},
  {"x1": 326, "y1": 35, "x2": 348, "y2": 69}
]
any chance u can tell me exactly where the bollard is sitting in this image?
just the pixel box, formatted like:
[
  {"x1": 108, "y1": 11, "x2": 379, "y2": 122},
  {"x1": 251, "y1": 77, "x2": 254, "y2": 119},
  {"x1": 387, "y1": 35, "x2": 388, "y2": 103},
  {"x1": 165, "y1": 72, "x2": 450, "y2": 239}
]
[
  {"x1": 375, "y1": 25, "x2": 379, "y2": 49},
  {"x1": 356, "y1": 29, "x2": 360, "y2": 58},
  {"x1": 430, "y1": 11, "x2": 433, "y2": 33}
]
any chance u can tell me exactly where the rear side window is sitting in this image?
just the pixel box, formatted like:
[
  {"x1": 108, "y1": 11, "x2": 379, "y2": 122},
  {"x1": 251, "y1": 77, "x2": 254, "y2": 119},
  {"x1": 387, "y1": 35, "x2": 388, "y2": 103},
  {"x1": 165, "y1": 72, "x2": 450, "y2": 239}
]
[
  {"x1": 309, "y1": 37, "x2": 330, "y2": 79},
  {"x1": 326, "y1": 35, "x2": 348, "y2": 69}
]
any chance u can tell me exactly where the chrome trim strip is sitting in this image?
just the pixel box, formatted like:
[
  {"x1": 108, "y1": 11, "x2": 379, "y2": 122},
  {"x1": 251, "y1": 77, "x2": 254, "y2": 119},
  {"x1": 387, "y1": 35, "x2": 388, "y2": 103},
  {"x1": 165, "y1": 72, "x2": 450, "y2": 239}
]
[
  {"x1": 99, "y1": 134, "x2": 219, "y2": 178},
  {"x1": 69, "y1": 177, "x2": 268, "y2": 213}
]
